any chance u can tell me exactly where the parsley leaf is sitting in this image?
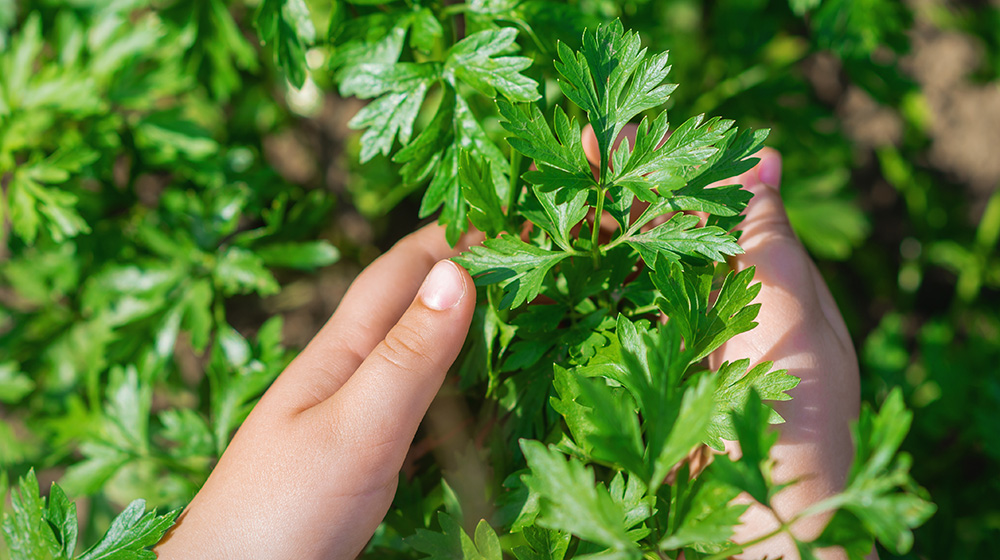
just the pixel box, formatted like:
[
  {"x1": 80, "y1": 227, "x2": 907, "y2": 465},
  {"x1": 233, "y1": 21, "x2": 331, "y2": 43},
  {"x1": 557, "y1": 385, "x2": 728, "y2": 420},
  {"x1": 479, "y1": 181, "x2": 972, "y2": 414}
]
[
  {"x1": 653, "y1": 262, "x2": 761, "y2": 361},
  {"x1": 511, "y1": 526, "x2": 570, "y2": 560},
  {"x1": 498, "y1": 101, "x2": 594, "y2": 196},
  {"x1": 460, "y1": 152, "x2": 510, "y2": 238},
  {"x1": 804, "y1": 389, "x2": 935, "y2": 555},
  {"x1": 76, "y1": 500, "x2": 177, "y2": 560},
  {"x1": 555, "y1": 19, "x2": 675, "y2": 174},
  {"x1": 407, "y1": 513, "x2": 503, "y2": 560},
  {"x1": 711, "y1": 392, "x2": 781, "y2": 505},
  {"x1": 621, "y1": 214, "x2": 743, "y2": 268},
  {"x1": 1, "y1": 470, "x2": 62, "y2": 560},
  {"x1": 445, "y1": 28, "x2": 540, "y2": 103},
  {"x1": 255, "y1": 0, "x2": 315, "y2": 88},
  {"x1": 0, "y1": 470, "x2": 176, "y2": 560},
  {"x1": 707, "y1": 359, "x2": 799, "y2": 449},
  {"x1": 521, "y1": 440, "x2": 642, "y2": 557},
  {"x1": 455, "y1": 234, "x2": 573, "y2": 309}
]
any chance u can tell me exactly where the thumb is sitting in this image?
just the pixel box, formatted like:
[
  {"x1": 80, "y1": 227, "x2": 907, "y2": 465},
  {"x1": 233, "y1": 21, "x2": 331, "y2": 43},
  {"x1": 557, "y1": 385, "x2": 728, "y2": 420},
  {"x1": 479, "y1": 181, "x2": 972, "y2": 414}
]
[
  {"x1": 726, "y1": 148, "x2": 823, "y2": 310},
  {"x1": 307, "y1": 259, "x2": 475, "y2": 464},
  {"x1": 723, "y1": 148, "x2": 850, "y2": 349}
]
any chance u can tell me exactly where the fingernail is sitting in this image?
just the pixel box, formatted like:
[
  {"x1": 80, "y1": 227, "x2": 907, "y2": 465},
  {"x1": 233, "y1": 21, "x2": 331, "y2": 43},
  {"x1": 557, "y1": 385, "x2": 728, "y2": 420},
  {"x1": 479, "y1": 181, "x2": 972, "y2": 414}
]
[
  {"x1": 419, "y1": 260, "x2": 466, "y2": 311},
  {"x1": 758, "y1": 154, "x2": 782, "y2": 189}
]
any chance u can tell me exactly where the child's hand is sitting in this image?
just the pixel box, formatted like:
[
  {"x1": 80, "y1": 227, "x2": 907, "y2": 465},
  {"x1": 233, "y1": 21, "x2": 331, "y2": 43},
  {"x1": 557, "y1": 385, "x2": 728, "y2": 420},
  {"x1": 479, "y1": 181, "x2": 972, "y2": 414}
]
[{"x1": 155, "y1": 225, "x2": 478, "y2": 560}]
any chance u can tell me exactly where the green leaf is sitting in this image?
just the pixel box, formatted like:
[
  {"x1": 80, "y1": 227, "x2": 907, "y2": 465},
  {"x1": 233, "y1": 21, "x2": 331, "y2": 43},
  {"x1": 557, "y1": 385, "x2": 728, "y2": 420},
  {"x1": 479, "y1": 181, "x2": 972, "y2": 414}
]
[
  {"x1": 653, "y1": 262, "x2": 761, "y2": 361},
  {"x1": 570, "y1": 372, "x2": 646, "y2": 476},
  {"x1": 474, "y1": 520, "x2": 503, "y2": 560},
  {"x1": 607, "y1": 471, "x2": 652, "y2": 531},
  {"x1": 255, "y1": 0, "x2": 316, "y2": 87},
  {"x1": 622, "y1": 214, "x2": 743, "y2": 268},
  {"x1": 1, "y1": 470, "x2": 62, "y2": 560},
  {"x1": 396, "y1": 90, "x2": 507, "y2": 246},
  {"x1": 610, "y1": 114, "x2": 733, "y2": 202},
  {"x1": 134, "y1": 110, "x2": 219, "y2": 162},
  {"x1": 77, "y1": 500, "x2": 178, "y2": 560},
  {"x1": 0, "y1": 361, "x2": 34, "y2": 403},
  {"x1": 348, "y1": 82, "x2": 430, "y2": 163},
  {"x1": 460, "y1": 152, "x2": 509, "y2": 238},
  {"x1": 575, "y1": 315, "x2": 704, "y2": 491},
  {"x1": 407, "y1": 512, "x2": 501, "y2": 560},
  {"x1": 45, "y1": 484, "x2": 78, "y2": 559},
  {"x1": 8, "y1": 169, "x2": 90, "y2": 245},
  {"x1": 809, "y1": 389, "x2": 935, "y2": 555},
  {"x1": 660, "y1": 476, "x2": 745, "y2": 552},
  {"x1": 512, "y1": 526, "x2": 570, "y2": 560},
  {"x1": 555, "y1": 19, "x2": 676, "y2": 173},
  {"x1": 454, "y1": 234, "x2": 571, "y2": 309},
  {"x1": 329, "y1": 11, "x2": 407, "y2": 74},
  {"x1": 408, "y1": 8, "x2": 444, "y2": 52},
  {"x1": 682, "y1": 127, "x2": 769, "y2": 192},
  {"x1": 214, "y1": 246, "x2": 280, "y2": 296},
  {"x1": 60, "y1": 442, "x2": 130, "y2": 497},
  {"x1": 707, "y1": 359, "x2": 799, "y2": 449},
  {"x1": 710, "y1": 392, "x2": 780, "y2": 505},
  {"x1": 446, "y1": 27, "x2": 540, "y2": 102},
  {"x1": 159, "y1": 408, "x2": 215, "y2": 458},
  {"x1": 550, "y1": 365, "x2": 599, "y2": 456},
  {"x1": 498, "y1": 101, "x2": 594, "y2": 196},
  {"x1": 806, "y1": 509, "x2": 876, "y2": 560},
  {"x1": 520, "y1": 440, "x2": 641, "y2": 557},
  {"x1": 340, "y1": 61, "x2": 439, "y2": 99},
  {"x1": 256, "y1": 240, "x2": 340, "y2": 270},
  {"x1": 520, "y1": 187, "x2": 589, "y2": 252}
]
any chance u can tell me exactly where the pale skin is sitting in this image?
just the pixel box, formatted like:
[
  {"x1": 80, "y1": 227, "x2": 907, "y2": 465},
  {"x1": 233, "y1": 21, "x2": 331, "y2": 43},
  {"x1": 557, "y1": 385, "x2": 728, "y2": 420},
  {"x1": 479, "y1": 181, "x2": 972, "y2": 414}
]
[{"x1": 156, "y1": 134, "x2": 861, "y2": 559}]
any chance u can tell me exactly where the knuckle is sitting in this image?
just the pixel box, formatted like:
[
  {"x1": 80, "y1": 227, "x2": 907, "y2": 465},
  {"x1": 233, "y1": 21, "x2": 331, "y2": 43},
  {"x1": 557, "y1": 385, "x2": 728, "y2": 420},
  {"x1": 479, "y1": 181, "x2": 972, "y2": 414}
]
[{"x1": 379, "y1": 321, "x2": 436, "y2": 373}]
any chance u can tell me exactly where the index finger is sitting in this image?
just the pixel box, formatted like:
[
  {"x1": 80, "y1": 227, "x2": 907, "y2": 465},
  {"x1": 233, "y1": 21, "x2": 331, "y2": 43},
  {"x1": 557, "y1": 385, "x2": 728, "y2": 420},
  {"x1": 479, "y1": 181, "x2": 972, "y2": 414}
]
[{"x1": 261, "y1": 223, "x2": 484, "y2": 414}]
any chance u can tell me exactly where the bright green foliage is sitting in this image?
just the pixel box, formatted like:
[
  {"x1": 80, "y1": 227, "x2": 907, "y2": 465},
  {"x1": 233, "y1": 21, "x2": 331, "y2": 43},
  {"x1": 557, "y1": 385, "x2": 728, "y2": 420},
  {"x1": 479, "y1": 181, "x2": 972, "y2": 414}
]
[
  {"x1": 1, "y1": 1, "x2": 328, "y2": 553},
  {"x1": 521, "y1": 441, "x2": 642, "y2": 557},
  {"x1": 454, "y1": 235, "x2": 571, "y2": 310},
  {"x1": 400, "y1": 18, "x2": 929, "y2": 560},
  {"x1": 652, "y1": 263, "x2": 762, "y2": 361},
  {"x1": 1, "y1": 470, "x2": 176, "y2": 560},
  {"x1": 0, "y1": 1, "x2": 951, "y2": 558},
  {"x1": 407, "y1": 513, "x2": 503, "y2": 560},
  {"x1": 255, "y1": 0, "x2": 316, "y2": 88},
  {"x1": 795, "y1": 390, "x2": 936, "y2": 557},
  {"x1": 336, "y1": 9, "x2": 540, "y2": 244}
]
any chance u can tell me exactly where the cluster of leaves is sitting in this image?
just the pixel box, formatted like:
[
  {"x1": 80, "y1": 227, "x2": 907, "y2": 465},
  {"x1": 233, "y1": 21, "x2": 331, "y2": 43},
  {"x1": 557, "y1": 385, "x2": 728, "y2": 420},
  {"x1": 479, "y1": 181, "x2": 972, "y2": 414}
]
[
  {"x1": 857, "y1": 147, "x2": 1000, "y2": 556},
  {"x1": 0, "y1": 0, "x2": 337, "y2": 554},
  {"x1": 1, "y1": 471, "x2": 175, "y2": 560},
  {"x1": 336, "y1": 14, "x2": 933, "y2": 558},
  {"x1": 4, "y1": 0, "x2": 987, "y2": 557}
]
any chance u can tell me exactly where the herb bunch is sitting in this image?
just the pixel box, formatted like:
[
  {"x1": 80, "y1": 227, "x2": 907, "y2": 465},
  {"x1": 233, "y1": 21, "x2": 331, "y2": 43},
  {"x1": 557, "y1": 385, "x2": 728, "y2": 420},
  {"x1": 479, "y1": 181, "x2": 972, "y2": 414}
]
[
  {"x1": 0, "y1": 2, "x2": 937, "y2": 559},
  {"x1": 339, "y1": 14, "x2": 933, "y2": 559}
]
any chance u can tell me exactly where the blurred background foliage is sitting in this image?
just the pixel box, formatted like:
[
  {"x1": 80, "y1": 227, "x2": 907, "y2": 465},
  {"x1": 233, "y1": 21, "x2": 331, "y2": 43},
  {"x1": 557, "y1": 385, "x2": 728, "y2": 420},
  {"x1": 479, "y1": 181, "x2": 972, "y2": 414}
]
[{"x1": 0, "y1": 0, "x2": 998, "y2": 557}]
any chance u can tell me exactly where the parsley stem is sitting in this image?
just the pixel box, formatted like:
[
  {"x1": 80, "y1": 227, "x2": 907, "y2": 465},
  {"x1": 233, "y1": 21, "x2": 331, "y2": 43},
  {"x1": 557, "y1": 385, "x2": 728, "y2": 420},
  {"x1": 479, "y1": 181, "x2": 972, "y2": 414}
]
[
  {"x1": 591, "y1": 186, "x2": 606, "y2": 268},
  {"x1": 508, "y1": 150, "x2": 522, "y2": 217}
]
